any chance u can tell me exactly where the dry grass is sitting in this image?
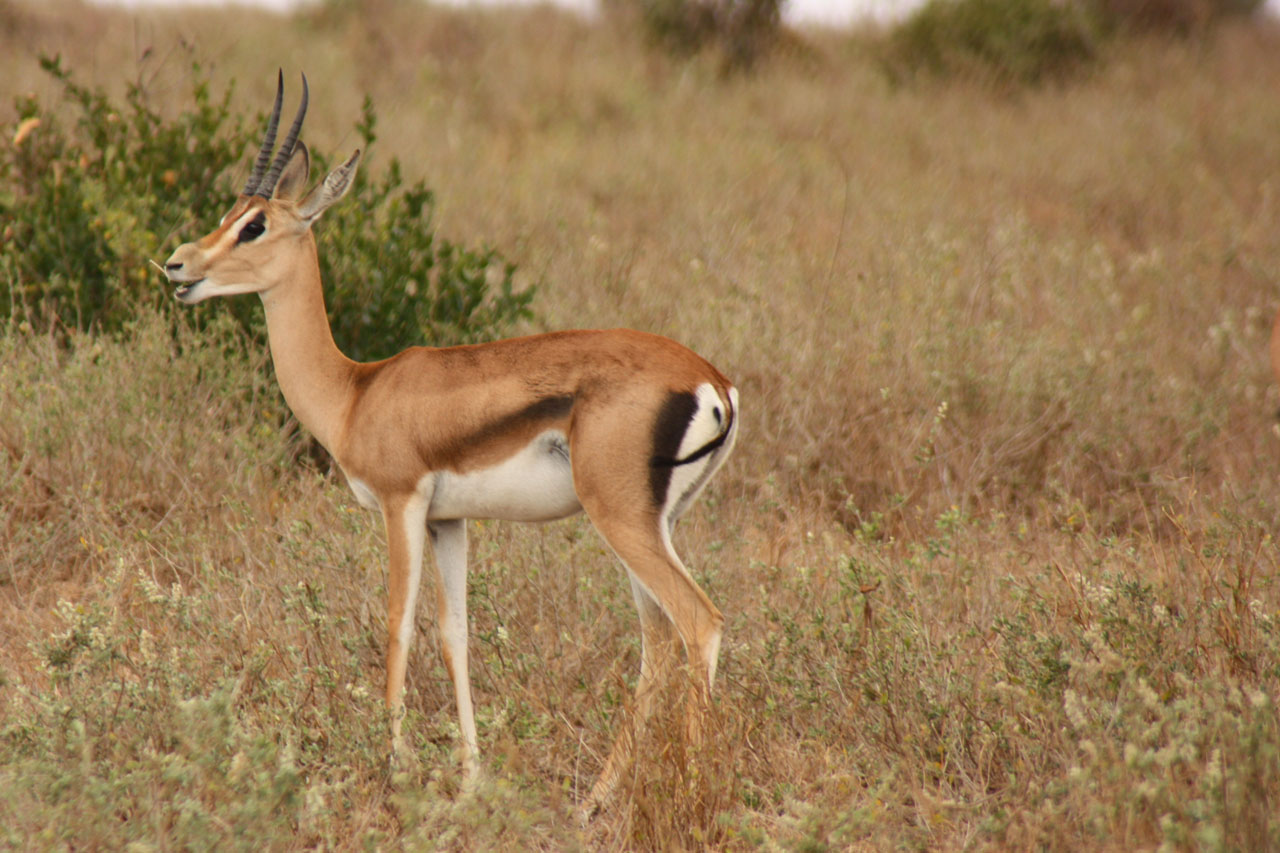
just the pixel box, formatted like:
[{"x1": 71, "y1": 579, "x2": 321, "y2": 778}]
[{"x1": 3, "y1": 1, "x2": 1280, "y2": 849}]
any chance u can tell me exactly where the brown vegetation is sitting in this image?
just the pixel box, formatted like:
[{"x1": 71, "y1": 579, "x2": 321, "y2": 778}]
[{"x1": 2, "y1": 1, "x2": 1279, "y2": 849}]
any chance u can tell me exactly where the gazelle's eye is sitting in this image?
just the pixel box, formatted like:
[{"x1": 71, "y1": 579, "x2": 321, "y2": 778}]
[{"x1": 237, "y1": 214, "x2": 267, "y2": 245}]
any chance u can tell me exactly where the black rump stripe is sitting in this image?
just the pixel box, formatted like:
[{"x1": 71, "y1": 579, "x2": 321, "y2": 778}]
[{"x1": 648, "y1": 391, "x2": 699, "y2": 507}]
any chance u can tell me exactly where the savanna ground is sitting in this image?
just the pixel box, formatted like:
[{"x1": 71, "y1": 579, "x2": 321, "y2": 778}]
[{"x1": 2, "y1": 1, "x2": 1280, "y2": 849}]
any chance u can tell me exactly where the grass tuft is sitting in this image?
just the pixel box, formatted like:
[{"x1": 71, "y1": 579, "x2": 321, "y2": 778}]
[{"x1": 1, "y1": 4, "x2": 1279, "y2": 849}]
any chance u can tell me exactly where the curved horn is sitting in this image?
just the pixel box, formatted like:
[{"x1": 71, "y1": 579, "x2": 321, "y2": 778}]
[
  {"x1": 256, "y1": 73, "x2": 309, "y2": 199},
  {"x1": 243, "y1": 70, "x2": 285, "y2": 196}
]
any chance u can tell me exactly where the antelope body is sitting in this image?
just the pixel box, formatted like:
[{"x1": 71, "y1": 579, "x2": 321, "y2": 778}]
[{"x1": 162, "y1": 73, "x2": 737, "y2": 811}]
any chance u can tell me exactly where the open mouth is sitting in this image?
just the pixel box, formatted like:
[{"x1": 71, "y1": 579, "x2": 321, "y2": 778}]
[{"x1": 173, "y1": 280, "x2": 204, "y2": 300}]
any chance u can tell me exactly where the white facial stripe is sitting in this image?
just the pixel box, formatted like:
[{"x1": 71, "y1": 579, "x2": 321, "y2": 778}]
[
  {"x1": 232, "y1": 207, "x2": 263, "y2": 232},
  {"x1": 218, "y1": 201, "x2": 253, "y2": 227},
  {"x1": 224, "y1": 209, "x2": 267, "y2": 246}
]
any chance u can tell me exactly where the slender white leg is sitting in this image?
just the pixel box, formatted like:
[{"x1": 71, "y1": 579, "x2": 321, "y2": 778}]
[
  {"x1": 430, "y1": 519, "x2": 479, "y2": 782},
  {"x1": 385, "y1": 495, "x2": 430, "y2": 758}
]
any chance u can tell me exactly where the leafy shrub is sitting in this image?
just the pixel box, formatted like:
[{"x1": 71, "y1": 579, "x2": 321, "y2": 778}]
[
  {"x1": 313, "y1": 101, "x2": 533, "y2": 361},
  {"x1": 883, "y1": 0, "x2": 1267, "y2": 88},
  {"x1": 0, "y1": 55, "x2": 252, "y2": 331},
  {"x1": 883, "y1": 0, "x2": 1103, "y2": 86},
  {"x1": 1095, "y1": 0, "x2": 1265, "y2": 34},
  {"x1": 0, "y1": 56, "x2": 533, "y2": 356},
  {"x1": 622, "y1": 0, "x2": 786, "y2": 72}
]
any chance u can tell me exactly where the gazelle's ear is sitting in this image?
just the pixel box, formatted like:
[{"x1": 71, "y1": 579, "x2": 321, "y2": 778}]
[
  {"x1": 274, "y1": 141, "x2": 311, "y2": 202},
  {"x1": 297, "y1": 149, "x2": 361, "y2": 225}
]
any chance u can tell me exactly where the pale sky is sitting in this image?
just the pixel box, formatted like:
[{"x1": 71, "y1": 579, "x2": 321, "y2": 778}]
[
  {"x1": 428, "y1": 0, "x2": 903, "y2": 25},
  {"x1": 89, "y1": 0, "x2": 1280, "y2": 29},
  {"x1": 73, "y1": 0, "x2": 996, "y2": 28}
]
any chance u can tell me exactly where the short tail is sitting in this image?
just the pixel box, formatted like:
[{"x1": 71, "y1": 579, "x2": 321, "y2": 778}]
[{"x1": 651, "y1": 386, "x2": 736, "y2": 469}]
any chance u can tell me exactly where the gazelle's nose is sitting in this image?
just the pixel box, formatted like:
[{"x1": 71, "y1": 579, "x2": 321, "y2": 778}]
[{"x1": 165, "y1": 261, "x2": 183, "y2": 273}]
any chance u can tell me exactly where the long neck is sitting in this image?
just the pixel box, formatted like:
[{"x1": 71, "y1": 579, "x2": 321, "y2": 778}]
[{"x1": 258, "y1": 238, "x2": 355, "y2": 451}]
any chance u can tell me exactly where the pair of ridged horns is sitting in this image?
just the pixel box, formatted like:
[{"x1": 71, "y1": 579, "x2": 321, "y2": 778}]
[{"x1": 242, "y1": 70, "x2": 308, "y2": 198}]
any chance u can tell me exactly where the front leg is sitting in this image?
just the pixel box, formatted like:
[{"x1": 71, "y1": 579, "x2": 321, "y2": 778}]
[
  {"x1": 430, "y1": 519, "x2": 479, "y2": 783},
  {"x1": 382, "y1": 493, "x2": 431, "y2": 759}
]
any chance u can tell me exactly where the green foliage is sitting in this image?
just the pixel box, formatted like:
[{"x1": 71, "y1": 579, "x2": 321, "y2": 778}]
[
  {"x1": 882, "y1": 0, "x2": 1267, "y2": 88},
  {"x1": 0, "y1": 55, "x2": 252, "y2": 331},
  {"x1": 1055, "y1": 631, "x2": 1280, "y2": 849},
  {"x1": 0, "y1": 58, "x2": 534, "y2": 358},
  {"x1": 313, "y1": 99, "x2": 534, "y2": 361},
  {"x1": 1095, "y1": 0, "x2": 1265, "y2": 35},
  {"x1": 0, "y1": 559, "x2": 391, "y2": 850},
  {"x1": 884, "y1": 0, "x2": 1102, "y2": 86},
  {"x1": 622, "y1": 0, "x2": 786, "y2": 72}
]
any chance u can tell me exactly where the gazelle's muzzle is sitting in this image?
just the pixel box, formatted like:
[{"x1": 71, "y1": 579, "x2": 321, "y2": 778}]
[{"x1": 163, "y1": 245, "x2": 206, "y2": 303}]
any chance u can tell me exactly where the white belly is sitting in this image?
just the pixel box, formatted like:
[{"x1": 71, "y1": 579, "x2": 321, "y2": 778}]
[{"x1": 427, "y1": 429, "x2": 582, "y2": 522}]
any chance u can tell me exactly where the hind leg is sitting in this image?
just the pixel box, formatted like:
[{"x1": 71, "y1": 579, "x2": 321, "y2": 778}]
[
  {"x1": 582, "y1": 568, "x2": 685, "y2": 814},
  {"x1": 570, "y1": 383, "x2": 736, "y2": 813},
  {"x1": 599, "y1": 508, "x2": 724, "y2": 693},
  {"x1": 430, "y1": 519, "x2": 480, "y2": 784},
  {"x1": 578, "y1": 503, "x2": 724, "y2": 814}
]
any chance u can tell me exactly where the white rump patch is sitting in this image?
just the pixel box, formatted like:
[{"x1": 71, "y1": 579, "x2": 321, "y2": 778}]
[{"x1": 661, "y1": 383, "x2": 737, "y2": 530}]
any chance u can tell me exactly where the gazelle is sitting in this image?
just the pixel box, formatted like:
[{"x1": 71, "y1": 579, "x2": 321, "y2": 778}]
[{"x1": 162, "y1": 73, "x2": 738, "y2": 810}]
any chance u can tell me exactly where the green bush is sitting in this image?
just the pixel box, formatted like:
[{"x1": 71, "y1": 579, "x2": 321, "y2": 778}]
[
  {"x1": 312, "y1": 100, "x2": 534, "y2": 361},
  {"x1": 882, "y1": 0, "x2": 1267, "y2": 88},
  {"x1": 0, "y1": 55, "x2": 252, "y2": 331},
  {"x1": 883, "y1": 0, "x2": 1103, "y2": 86},
  {"x1": 1095, "y1": 0, "x2": 1265, "y2": 34},
  {"x1": 622, "y1": 0, "x2": 786, "y2": 72},
  {"x1": 0, "y1": 56, "x2": 533, "y2": 356}
]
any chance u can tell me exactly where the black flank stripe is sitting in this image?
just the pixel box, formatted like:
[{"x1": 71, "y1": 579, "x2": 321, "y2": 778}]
[
  {"x1": 469, "y1": 394, "x2": 574, "y2": 445},
  {"x1": 649, "y1": 391, "x2": 699, "y2": 508}
]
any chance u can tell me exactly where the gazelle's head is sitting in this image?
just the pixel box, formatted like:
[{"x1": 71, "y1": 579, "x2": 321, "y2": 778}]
[{"x1": 164, "y1": 72, "x2": 361, "y2": 304}]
